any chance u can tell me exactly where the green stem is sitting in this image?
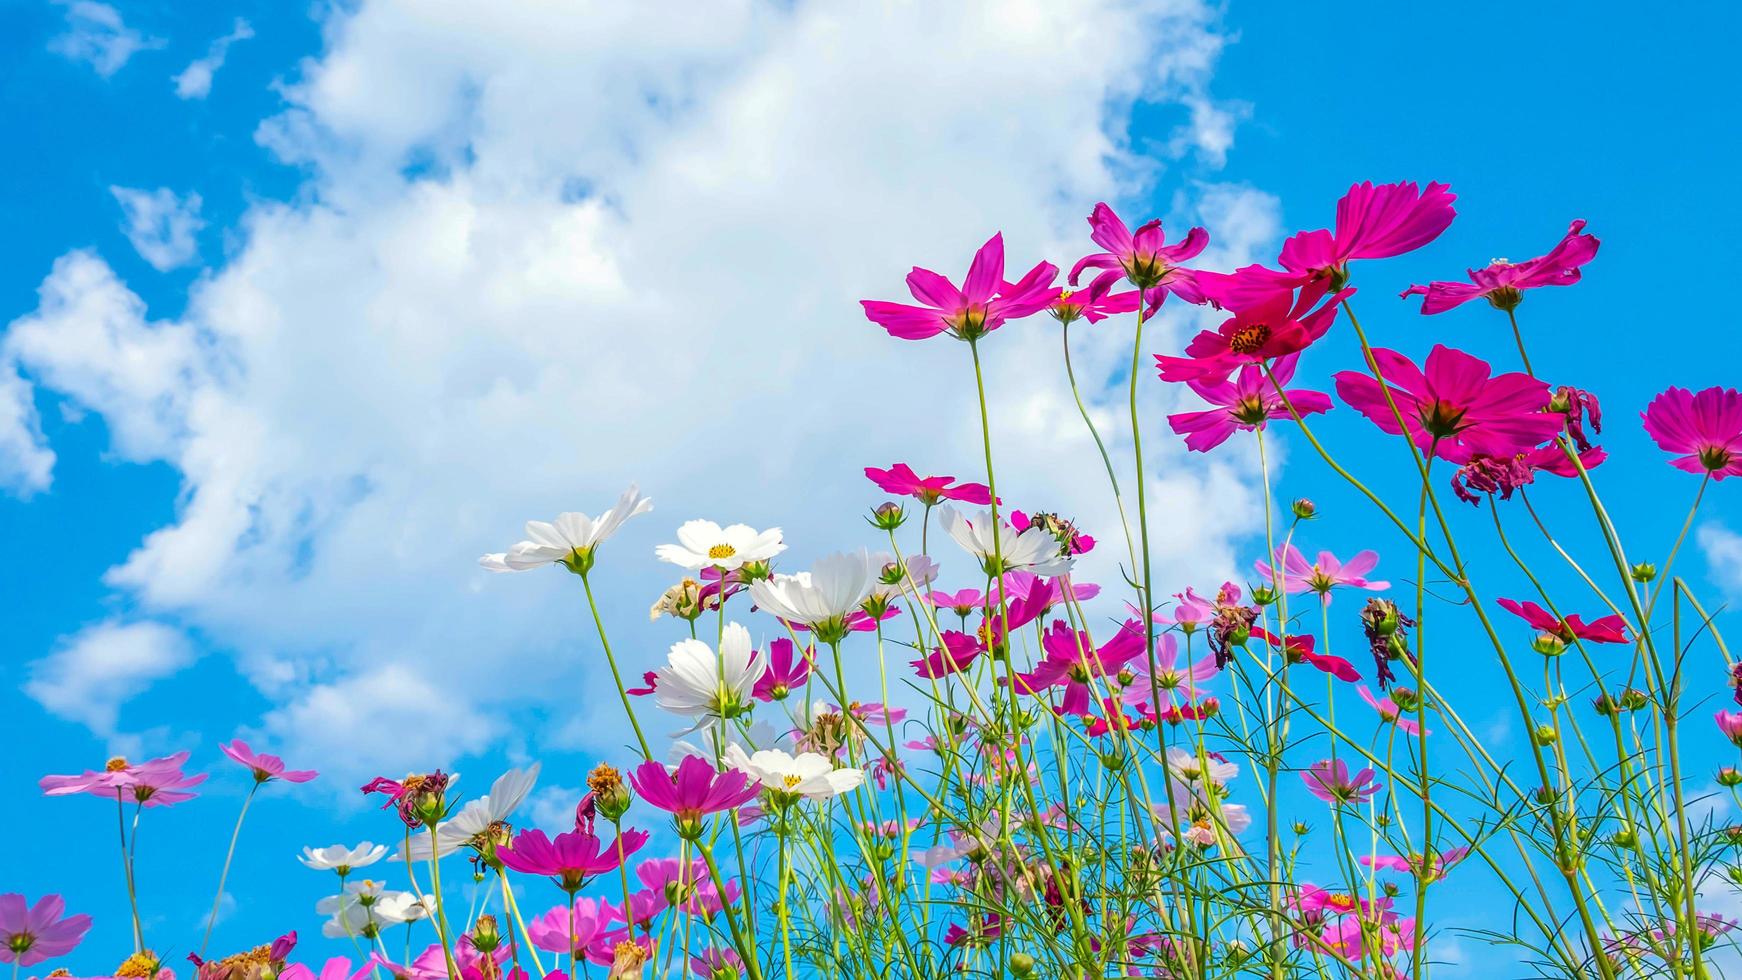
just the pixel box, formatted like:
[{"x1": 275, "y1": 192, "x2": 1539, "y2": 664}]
[
  {"x1": 580, "y1": 570, "x2": 653, "y2": 760},
  {"x1": 201, "y1": 782, "x2": 259, "y2": 955}
]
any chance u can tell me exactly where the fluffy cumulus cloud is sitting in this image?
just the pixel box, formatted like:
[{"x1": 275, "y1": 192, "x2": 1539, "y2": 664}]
[
  {"x1": 3, "y1": 0, "x2": 1278, "y2": 782},
  {"x1": 110, "y1": 187, "x2": 206, "y2": 271},
  {"x1": 1699, "y1": 523, "x2": 1742, "y2": 599},
  {"x1": 24, "y1": 620, "x2": 196, "y2": 741},
  {"x1": 48, "y1": 1, "x2": 163, "y2": 78},
  {"x1": 172, "y1": 18, "x2": 254, "y2": 100}
]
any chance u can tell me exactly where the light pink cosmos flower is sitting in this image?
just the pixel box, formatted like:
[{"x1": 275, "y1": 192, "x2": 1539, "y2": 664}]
[
  {"x1": 1334, "y1": 344, "x2": 1564, "y2": 461},
  {"x1": 1357, "y1": 686, "x2": 1429, "y2": 736},
  {"x1": 864, "y1": 463, "x2": 993, "y2": 505},
  {"x1": 1119, "y1": 632, "x2": 1218, "y2": 712},
  {"x1": 1496, "y1": 597, "x2": 1628, "y2": 644},
  {"x1": 1254, "y1": 543, "x2": 1389, "y2": 605},
  {"x1": 1129, "y1": 587, "x2": 1218, "y2": 632},
  {"x1": 629, "y1": 757, "x2": 760, "y2": 837},
  {"x1": 860, "y1": 233, "x2": 1060, "y2": 341},
  {"x1": 278, "y1": 955, "x2": 385, "y2": 980},
  {"x1": 0, "y1": 894, "x2": 91, "y2": 967},
  {"x1": 1716, "y1": 710, "x2": 1742, "y2": 748},
  {"x1": 1359, "y1": 847, "x2": 1469, "y2": 882},
  {"x1": 40, "y1": 751, "x2": 202, "y2": 803},
  {"x1": 498, "y1": 827, "x2": 647, "y2": 893},
  {"x1": 1155, "y1": 284, "x2": 1354, "y2": 383},
  {"x1": 636, "y1": 858, "x2": 740, "y2": 917},
  {"x1": 1402, "y1": 220, "x2": 1600, "y2": 314},
  {"x1": 1068, "y1": 202, "x2": 1209, "y2": 310},
  {"x1": 1280, "y1": 180, "x2": 1457, "y2": 285},
  {"x1": 692, "y1": 948, "x2": 747, "y2": 980},
  {"x1": 219, "y1": 740, "x2": 318, "y2": 785},
  {"x1": 1167, "y1": 353, "x2": 1333, "y2": 452},
  {"x1": 1641, "y1": 386, "x2": 1742, "y2": 480},
  {"x1": 1301, "y1": 759, "x2": 1381, "y2": 805},
  {"x1": 526, "y1": 896, "x2": 623, "y2": 960},
  {"x1": 928, "y1": 587, "x2": 985, "y2": 618}
]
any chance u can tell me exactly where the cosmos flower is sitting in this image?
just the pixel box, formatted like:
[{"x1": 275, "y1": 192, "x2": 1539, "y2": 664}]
[
  {"x1": 1641, "y1": 386, "x2": 1742, "y2": 480},
  {"x1": 1716, "y1": 711, "x2": 1742, "y2": 748},
  {"x1": 634, "y1": 858, "x2": 738, "y2": 918},
  {"x1": 1495, "y1": 598, "x2": 1628, "y2": 645},
  {"x1": 655, "y1": 520, "x2": 785, "y2": 571},
  {"x1": 1165, "y1": 747, "x2": 1238, "y2": 787},
  {"x1": 1252, "y1": 628, "x2": 1360, "y2": 682},
  {"x1": 219, "y1": 740, "x2": 318, "y2": 785},
  {"x1": 1401, "y1": 220, "x2": 1599, "y2": 314},
  {"x1": 40, "y1": 752, "x2": 206, "y2": 805},
  {"x1": 752, "y1": 638, "x2": 811, "y2": 702},
  {"x1": 0, "y1": 894, "x2": 91, "y2": 967},
  {"x1": 1167, "y1": 353, "x2": 1333, "y2": 451},
  {"x1": 1253, "y1": 544, "x2": 1389, "y2": 605},
  {"x1": 864, "y1": 463, "x2": 992, "y2": 505},
  {"x1": 1068, "y1": 202, "x2": 1209, "y2": 307},
  {"x1": 747, "y1": 551, "x2": 880, "y2": 639},
  {"x1": 480, "y1": 485, "x2": 653, "y2": 574},
  {"x1": 1358, "y1": 847, "x2": 1469, "y2": 882},
  {"x1": 650, "y1": 623, "x2": 761, "y2": 728},
  {"x1": 860, "y1": 233, "x2": 1060, "y2": 341},
  {"x1": 1047, "y1": 274, "x2": 1140, "y2": 325},
  {"x1": 1279, "y1": 180, "x2": 1457, "y2": 286},
  {"x1": 1155, "y1": 284, "x2": 1354, "y2": 383},
  {"x1": 1018, "y1": 620, "x2": 1146, "y2": 716},
  {"x1": 498, "y1": 827, "x2": 647, "y2": 893},
  {"x1": 525, "y1": 897, "x2": 626, "y2": 963},
  {"x1": 401, "y1": 764, "x2": 540, "y2": 862},
  {"x1": 1301, "y1": 759, "x2": 1381, "y2": 805},
  {"x1": 727, "y1": 746, "x2": 865, "y2": 803},
  {"x1": 629, "y1": 756, "x2": 760, "y2": 838},
  {"x1": 1357, "y1": 686, "x2": 1429, "y2": 736},
  {"x1": 298, "y1": 842, "x2": 387, "y2": 874},
  {"x1": 1334, "y1": 344, "x2": 1563, "y2": 460},
  {"x1": 1119, "y1": 632, "x2": 1219, "y2": 711},
  {"x1": 278, "y1": 956, "x2": 384, "y2": 980},
  {"x1": 911, "y1": 630, "x2": 983, "y2": 679},
  {"x1": 937, "y1": 506, "x2": 1074, "y2": 577},
  {"x1": 360, "y1": 771, "x2": 455, "y2": 828}
]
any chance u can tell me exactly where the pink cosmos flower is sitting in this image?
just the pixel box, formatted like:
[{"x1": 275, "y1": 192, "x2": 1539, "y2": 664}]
[
  {"x1": 399, "y1": 940, "x2": 508, "y2": 980},
  {"x1": 1047, "y1": 274, "x2": 1140, "y2": 325},
  {"x1": 1118, "y1": 632, "x2": 1219, "y2": 712},
  {"x1": 635, "y1": 858, "x2": 740, "y2": 917},
  {"x1": 526, "y1": 897, "x2": 627, "y2": 963},
  {"x1": 189, "y1": 932, "x2": 297, "y2": 980},
  {"x1": 860, "y1": 233, "x2": 1060, "y2": 341},
  {"x1": 0, "y1": 894, "x2": 91, "y2": 967},
  {"x1": 1009, "y1": 511, "x2": 1094, "y2": 555},
  {"x1": 1155, "y1": 284, "x2": 1355, "y2": 383},
  {"x1": 752, "y1": 637, "x2": 811, "y2": 702},
  {"x1": 498, "y1": 827, "x2": 647, "y2": 893},
  {"x1": 1018, "y1": 620, "x2": 1146, "y2": 716},
  {"x1": 1357, "y1": 686, "x2": 1429, "y2": 736},
  {"x1": 928, "y1": 587, "x2": 985, "y2": 618},
  {"x1": 911, "y1": 630, "x2": 982, "y2": 679},
  {"x1": 1496, "y1": 598, "x2": 1628, "y2": 644},
  {"x1": 41, "y1": 751, "x2": 205, "y2": 804},
  {"x1": 1402, "y1": 219, "x2": 1600, "y2": 314},
  {"x1": 1068, "y1": 203, "x2": 1209, "y2": 309},
  {"x1": 1133, "y1": 587, "x2": 1217, "y2": 632},
  {"x1": 1641, "y1": 386, "x2": 1742, "y2": 479},
  {"x1": 629, "y1": 757, "x2": 760, "y2": 837},
  {"x1": 1254, "y1": 543, "x2": 1389, "y2": 605},
  {"x1": 279, "y1": 956, "x2": 384, "y2": 980},
  {"x1": 1334, "y1": 345, "x2": 1563, "y2": 460},
  {"x1": 864, "y1": 463, "x2": 993, "y2": 506},
  {"x1": 1716, "y1": 710, "x2": 1742, "y2": 748},
  {"x1": 1301, "y1": 759, "x2": 1381, "y2": 805},
  {"x1": 1167, "y1": 352, "x2": 1333, "y2": 452},
  {"x1": 1359, "y1": 847, "x2": 1469, "y2": 882},
  {"x1": 219, "y1": 740, "x2": 318, "y2": 785},
  {"x1": 994, "y1": 570, "x2": 1100, "y2": 615},
  {"x1": 691, "y1": 948, "x2": 747, "y2": 980},
  {"x1": 1279, "y1": 180, "x2": 1457, "y2": 285},
  {"x1": 1252, "y1": 628, "x2": 1360, "y2": 682},
  {"x1": 1448, "y1": 443, "x2": 1608, "y2": 506}
]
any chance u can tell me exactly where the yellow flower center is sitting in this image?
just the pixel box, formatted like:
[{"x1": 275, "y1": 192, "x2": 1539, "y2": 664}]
[
  {"x1": 707, "y1": 543, "x2": 737, "y2": 560},
  {"x1": 783, "y1": 774, "x2": 804, "y2": 789},
  {"x1": 106, "y1": 757, "x2": 130, "y2": 772},
  {"x1": 115, "y1": 952, "x2": 163, "y2": 978},
  {"x1": 1227, "y1": 322, "x2": 1271, "y2": 355}
]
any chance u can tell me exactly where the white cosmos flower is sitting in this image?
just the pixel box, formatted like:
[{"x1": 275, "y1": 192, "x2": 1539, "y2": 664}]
[
  {"x1": 655, "y1": 520, "x2": 785, "y2": 571},
  {"x1": 726, "y1": 745, "x2": 863, "y2": 801},
  {"x1": 399, "y1": 763, "x2": 541, "y2": 861},
  {"x1": 653, "y1": 622, "x2": 760, "y2": 727},
  {"x1": 373, "y1": 891, "x2": 435, "y2": 924},
  {"x1": 299, "y1": 842, "x2": 388, "y2": 873},
  {"x1": 480, "y1": 485, "x2": 652, "y2": 573},
  {"x1": 748, "y1": 550, "x2": 879, "y2": 631},
  {"x1": 937, "y1": 507, "x2": 1073, "y2": 577},
  {"x1": 1165, "y1": 747, "x2": 1238, "y2": 787}
]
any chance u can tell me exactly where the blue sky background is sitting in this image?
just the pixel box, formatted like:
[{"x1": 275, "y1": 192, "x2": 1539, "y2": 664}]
[{"x1": 3, "y1": 0, "x2": 1740, "y2": 974}]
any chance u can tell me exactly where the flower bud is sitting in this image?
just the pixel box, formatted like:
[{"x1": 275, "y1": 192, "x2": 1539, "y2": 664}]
[
  {"x1": 1229, "y1": 626, "x2": 1251, "y2": 648},
  {"x1": 1720, "y1": 767, "x2": 1742, "y2": 788},
  {"x1": 1389, "y1": 686, "x2": 1421, "y2": 712},
  {"x1": 1009, "y1": 952, "x2": 1036, "y2": 977},
  {"x1": 589, "y1": 763, "x2": 633, "y2": 822},
  {"x1": 1291, "y1": 498, "x2": 1317, "y2": 520},
  {"x1": 738, "y1": 560, "x2": 774, "y2": 584},
  {"x1": 1532, "y1": 724, "x2": 1559, "y2": 746},
  {"x1": 1631, "y1": 562, "x2": 1657, "y2": 583},
  {"x1": 1099, "y1": 749, "x2": 1126, "y2": 772},
  {"x1": 869, "y1": 502, "x2": 906, "y2": 531},
  {"x1": 1609, "y1": 827, "x2": 1637, "y2": 849},
  {"x1": 1621, "y1": 689, "x2": 1650, "y2": 711},
  {"x1": 1250, "y1": 584, "x2": 1278, "y2": 607},
  {"x1": 1291, "y1": 821, "x2": 1312, "y2": 836},
  {"x1": 1531, "y1": 632, "x2": 1567, "y2": 657},
  {"x1": 470, "y1": 914, "x2": 501, "y2": 953}
]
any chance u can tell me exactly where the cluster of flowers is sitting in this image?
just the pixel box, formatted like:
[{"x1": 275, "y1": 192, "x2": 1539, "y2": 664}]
[{"x1": 13, "y1": 178, "x2": 1742, "y2": 980}]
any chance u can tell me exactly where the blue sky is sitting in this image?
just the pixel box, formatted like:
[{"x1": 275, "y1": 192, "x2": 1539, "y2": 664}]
[{"x1": 3, "y1": 0, "x2": 1740, "y2": 973}]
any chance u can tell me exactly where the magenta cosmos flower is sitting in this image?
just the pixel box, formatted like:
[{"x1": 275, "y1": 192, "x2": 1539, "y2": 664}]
[
  {"x1": 0, "y1": 894, "x2": 91, "y2": 967},
  {"x1": 1047, "y1": 274, "x2": 1139, "y2": 326},
  {"x1": 1301, "y1": 759, "x2": 1381, "y2": 806},
  {"x1": 1334, "y1": 345, "x2": 1563, "y2": 460},
  {"x1": 1716, "y1": 710, "x2": 1742, "y2": 747},
  {"x1": 1167, "y1": 353, "x2": 1332, "y2": 452},
  {"x1": 1496, "y1": 597, "x2": 1628, "y2": 645},
  {"x1": 629, "y1": 757, "x2": 760, "y2": 838},
  {"x1": 220, "y1": 740, "x2": 318, "y2": 785},
  {"x1": 1155, "y1": 283, "x2": 1354, "y2": 383},
  {"x1": 1068, "y1": 202, "x2": 1209, "y2": 308},
  {"x1": 498, "y1": 826, "x2": 647, "y2": 893},
  {"x1": 1254, "y1": 543, "x2": 1389, "y2": 605},
  {"x1": 1641, "y1": 386, "x2": 1742, "y2": 480},
  {"x1": 1401, "y1": 220, "x2": 1600, "y2": 314},
  {"x1": 864, "y1": 463, "x2": 992, "y2": 505},
  {"x1": 1252, "y1": 628, "x2": 1360, "y2": 682},
  {"x1": 752, "y1": 637, "x2": 811, "y2": 702},
  {"x1": 1280, "y1": 180, "x2": 1457, "y2": 286},
  {"x1": 860, "y1": 233, "x2": 1060, "y2": 341},
  {"x1": 1017, "y1": 620, "x2": 1146, "y2": 716},
  {"x1": 911, "y1": 630, "x2": 982, "y2": 679}
]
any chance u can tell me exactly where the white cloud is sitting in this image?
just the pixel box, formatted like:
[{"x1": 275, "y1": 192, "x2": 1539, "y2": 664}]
[
  {"x1": 172, "y1": 18, "x2": 254, "y2": 100},
  {"x1": 24, "y1": 620, "x2": 196, "y2": 740},
  {"x1": 4, "y1": 0, "x2": 1274, "y2": 783},
  {"x1": 49, "y1": 1, "x2": 163, "y2": 78},
  {"x1": 0, "y1": 361, "x2": 53, "y2": 495},
  {"x1": 110, "y1": 187, "x2": 206, "y2": 271},
  {"x1": 1699, "y1": 522, "x2": 1742, "y2": 600}
]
